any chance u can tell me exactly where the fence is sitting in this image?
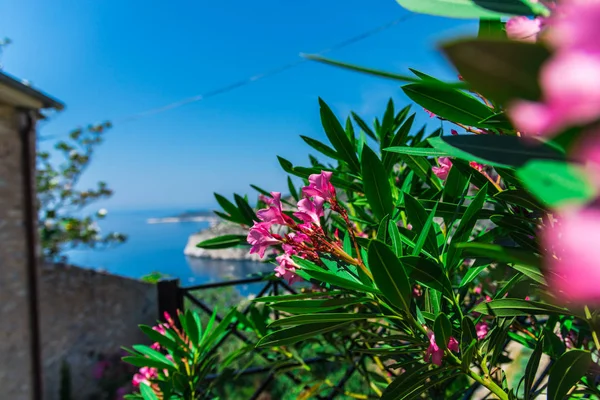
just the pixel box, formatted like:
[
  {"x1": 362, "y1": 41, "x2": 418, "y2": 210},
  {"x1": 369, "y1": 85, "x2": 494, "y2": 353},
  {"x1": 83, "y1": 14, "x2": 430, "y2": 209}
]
[{"x1": 156, "y1": 275, "x2": 365, "y2": 400}]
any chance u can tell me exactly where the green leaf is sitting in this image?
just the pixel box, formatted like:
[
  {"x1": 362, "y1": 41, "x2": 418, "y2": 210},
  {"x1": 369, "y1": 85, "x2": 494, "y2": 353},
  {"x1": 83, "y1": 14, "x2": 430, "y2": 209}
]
[
  {"x1": 494, "y1": 189, "x2": 545, "y2": 211},
  {"x1": 473, "y1": 299, "x2": 569, "y2": 317},
  {"x1": 401, "y1": 256, "x2": 453, "y2": 299},
  {"x1": 383, "y1": 114, "x2": 417, "y2": 172},
  {"x1": 253, "y1": 290, "x2": 345, "y2": 303},
  {"x1": 196, "y1": 234, "x2": 247, "y2": 250},
  {"x1": 361, "y1": 145, "x2": 394, "y2": 221},
  {"x1": 351, "y1": 112, "x2": 377, "y2": 141},
  {"x1": 269, "y1": 297, "x2": 370, "y2": 314},
  {"x1": 548, "y1": 350, "x2": 592, "y2": 400},
  {"x1": 256, "y1": 322, "x2": 352, "y2": 348},
  {"x1": 377, "y1": 214, "x2": 391, "y2": 243},
  {"x1": 384, "y1": 146, "x2": 447, "y2": 157},
  {"x1": 434, "y1": 313, "x2": 452, "y2": 350},
  {"x1": 214, "y1": 193, "x2": 244, "y2": 222},
  {"x1": 122, "y1": 356, "x2": 176, "y2": 371},
  {"x1": 478, "y1": 18, "x2": 506, "y2": 40},
  {"x1": 524, "y1": 336, "x2": 544, "y2": 400},
  {"x1": 286, "y1": 176, "x2": 299, "y2": 201},
  {"x1": 132, "y1": 345, "x2": 176, "y2": 370},
  {"x1": 306, "y1": 54, "x2": 465, "y2": 88},
  {"x1": 455, "y1": 242, "x2": 540, "y2": 268},
  {"x1": 442, "y1": 39, "x2": 551, "y2": 104},
  {"x1": 429, "y1": 135, "x2": 563, "y2": 169},
  {"x1": 461, "y1": 317, "x2": 477, "y2": 352},
  {"x1": 447, "y1": 184, "x2": 488, "y2": 270},
  {"x1": 402, "y1": 83, "x2": 494, "y2": 127},
  {"x1": 234, "y1": 194, "x2": 257, "y2": 226},
  {"x1": 319, "y1": 99, "x2": 360, "y2": 172},
  {"x1": 140, "y1": 383, "x2": 159, "y2": 400},
  {"x1": 443, "y1": 164, "x2": 469, "y2": 205},
  {"x1": 300, "y1": 135, "x2": 339, "y2": 160},
  {"x1": 185, "y1": 310, "x2": 202, "y2": 348},
  {"x1": 395, "y1": 0, "x2": 541, "y2": 18},
  {"x1": 388, "y1": 220, "x2": 403, "y2": 257},
  {"x1": 404, "y1": 193, "x2": 439, "y2": 257},
  {"x1": 268, "y1": 313, "x2": 380, "y2": 327},
  {"x1": 459, "y1": 265, "x2": 488, "y2": 287},
  {"x1": 295, "y1": 265, "x2": 380, "y2": 295},
  {"x1": 398, "y1": 153, "x2": 444, "y2": 191},
  {"x1": 368, "y1": 239, "x2": 411, "y2": 312},
  {"x1": 517, "y1": 160, "x2": 597, "y2": 208}
]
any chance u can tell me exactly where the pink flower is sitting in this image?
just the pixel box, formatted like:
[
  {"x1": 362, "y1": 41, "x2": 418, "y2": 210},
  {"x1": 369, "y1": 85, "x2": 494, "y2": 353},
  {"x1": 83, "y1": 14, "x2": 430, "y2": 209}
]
[
  {"x1": 256, "y1": 192, "x2": 285, "y2": 225},
  {"x1": 476, "y1": 322, "x2": 489, "y2": 340},
  {"x1": 303, "y1": 171, "x2": 336, "y2": 200},
  {"x1": 432, "y1": 157, "x2": 452, "y2": 180},
  {"x1": 509, "y1": 52, "x2": 600, "y2": 136},
  {"x1": 247, "y1": 222, "x2": 280, "y2": 258},
  {"x1": 546, "y1": 0, "x2": 600, "y2": 55},
  {"x1": 424, "y1": 109, "x2": 436, "y2": 118},
  {"x1": 93, "y1": 360, "x2": 110, "y2": 380},
  {"x1": 525, "y1": 296, "x2": 531, "y2": 301},
  {"x1": 473, "y1": 286, "x2": 482, "y2": 295},
  {"x1": 425, "y1": 331, "x2": 459, "y2": 366},
  {"x1": 451, "y1": 129, "x2": 459, "y2": 136},
  {"x1": 150, "y1": 342, "x2": 161, "y2": 350},
  {"x1": 542, "y1": 207, "x2": 600, "y2": 304},
  {"x1": 506, "y1": 16, "x2": 542, "y2": 42},
  {"x1": 132, "y1": 366, "x2": 157, "y2": 388},
  {"x1": 274, "y1": 254, "x2": 302, "y2": 285},
  {"x1": 294, "y1": 197, "x2": 325, "y2": 226}
]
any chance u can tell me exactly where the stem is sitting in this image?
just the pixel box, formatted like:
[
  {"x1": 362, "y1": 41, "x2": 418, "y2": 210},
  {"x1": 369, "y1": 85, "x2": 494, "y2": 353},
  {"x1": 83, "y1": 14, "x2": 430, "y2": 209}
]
[{"x1": 449, "y1": 354, "x2": 508, "y2": 400}]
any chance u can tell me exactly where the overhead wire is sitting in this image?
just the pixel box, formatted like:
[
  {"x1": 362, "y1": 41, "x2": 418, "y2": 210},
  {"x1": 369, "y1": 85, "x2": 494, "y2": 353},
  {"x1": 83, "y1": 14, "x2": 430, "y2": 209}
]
[{"x1": 39, "y1": 13, "x2": 415, "y2": 141}]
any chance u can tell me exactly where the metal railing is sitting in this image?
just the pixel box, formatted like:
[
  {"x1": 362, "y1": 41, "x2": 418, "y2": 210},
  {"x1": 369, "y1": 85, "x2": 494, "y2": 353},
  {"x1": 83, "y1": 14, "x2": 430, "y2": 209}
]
[{"x1": 157, "y1": 275, "x2": 359, "y2": 399}]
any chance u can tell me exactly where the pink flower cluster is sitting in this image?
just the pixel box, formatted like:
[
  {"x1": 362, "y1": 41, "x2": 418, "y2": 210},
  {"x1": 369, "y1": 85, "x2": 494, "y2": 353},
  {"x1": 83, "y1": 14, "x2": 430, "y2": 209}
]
[
  {"x1": 432, "y1": 157, "x2": 485, "y2": 181},
  {"x1": 247, "y1": 171, "x2": 339, "y2": 284},
  {"x1": 425, "y1": 330, "x2": 459, "y2": 366},
  {"x1": 505, "y1": 3, "x2": 600, "y2": 305},
  {"x1": 132, "y1": 366, "x2": 157, "y2": 388},
  {"x1": 509, "y1": 2, "x2": 600, "y2": 137}
]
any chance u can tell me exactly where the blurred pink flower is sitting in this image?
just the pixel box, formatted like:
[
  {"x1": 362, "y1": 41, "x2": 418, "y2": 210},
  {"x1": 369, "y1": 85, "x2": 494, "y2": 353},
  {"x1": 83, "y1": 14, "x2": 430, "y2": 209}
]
[
  {"x1": 509, "y1": 52, "x2": 600, "y2": 136},
  {"x1": 150, "y1": 342, "x2": 161, "y2": 350},
  {"x1": 476, "y1": 322, "x2": 489, "y2": 340},
  {"x1": 152, "y1": 324, "x2": 166, "y2": 335},
  {"x1": 424, "y1": 109, "x2": 436, "y2": 118},
  {"x1": 571, "y1": 132, "x2": 600, "y2": 189},
  {"x1": 451, "y1": 129, "x2": 459, "y2": 136},
  {"x1": 425, "y1": 331, "x2": 459, "y2": 366},
  {"x1": 274, "y1": 254, "x2": 302, "y2": 285},
  {"x1": 257, "y1": 192, "x2": 285, "y2": 225},
  {"x1": 294, "y1": 197, "x2": 325, "y2": 225},
  {"x1": 546, "y1": 0, "x2": 600, "y2": 54},
  {"x1": 542, "y1": 208, "x2": 600, "y2": 304},
  {"x1": 432, "y1": 157, "x2": 452, "y2": 180},
  {"x1": 303, "y1": 171, "x2": 335, "y2": 200},
  {"x1": 506, "y1": 16, "x2": 542, "y2": 42},
  {"x1": 247, "y1": 222, "x2": 279, "y2": 258}
]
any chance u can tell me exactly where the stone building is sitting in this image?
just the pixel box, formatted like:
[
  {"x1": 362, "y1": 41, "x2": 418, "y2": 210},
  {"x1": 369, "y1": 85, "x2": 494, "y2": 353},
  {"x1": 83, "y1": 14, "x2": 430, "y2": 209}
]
[{"x1": 0, "y1": 71, "x2": 63, "y2": 399}]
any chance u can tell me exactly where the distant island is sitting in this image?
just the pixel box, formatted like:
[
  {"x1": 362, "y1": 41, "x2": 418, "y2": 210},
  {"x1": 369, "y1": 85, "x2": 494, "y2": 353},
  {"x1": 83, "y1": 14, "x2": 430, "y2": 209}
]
[{"x1": 147, "y1": 210, "x2": 219, "y2": 224}]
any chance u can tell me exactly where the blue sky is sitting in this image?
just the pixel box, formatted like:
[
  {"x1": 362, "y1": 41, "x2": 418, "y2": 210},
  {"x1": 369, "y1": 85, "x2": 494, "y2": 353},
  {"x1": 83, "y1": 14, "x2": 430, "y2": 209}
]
[{"x1": 2, "y1": 0, "x2": 476, "y2": 211}]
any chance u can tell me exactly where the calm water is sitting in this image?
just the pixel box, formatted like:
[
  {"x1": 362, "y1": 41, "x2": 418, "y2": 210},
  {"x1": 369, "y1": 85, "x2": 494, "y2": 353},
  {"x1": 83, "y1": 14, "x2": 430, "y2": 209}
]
[{"x1": 67, "y1": 208, "x2": 272, "y2": 286}]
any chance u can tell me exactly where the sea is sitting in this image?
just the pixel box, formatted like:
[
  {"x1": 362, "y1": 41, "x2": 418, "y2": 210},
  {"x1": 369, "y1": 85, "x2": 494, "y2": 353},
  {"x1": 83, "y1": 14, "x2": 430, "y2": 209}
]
[{"x1": 67, "y1": 208, "x2": 272, "y2": 289}]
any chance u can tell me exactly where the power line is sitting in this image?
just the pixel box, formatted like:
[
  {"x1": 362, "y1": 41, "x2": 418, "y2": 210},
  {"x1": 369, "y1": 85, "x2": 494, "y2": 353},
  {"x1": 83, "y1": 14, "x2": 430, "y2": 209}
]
[{"x1": 40, "y1": 13, "x2": 415, "y2": 140}]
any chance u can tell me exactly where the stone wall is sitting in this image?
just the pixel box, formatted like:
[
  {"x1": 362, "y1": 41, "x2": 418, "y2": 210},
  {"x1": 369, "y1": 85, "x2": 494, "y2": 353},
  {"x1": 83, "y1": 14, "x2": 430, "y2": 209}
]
[
  {"x1": 0, "y1": 105, "x2": 37, "y2": 399},
  {"x1": 39, "y1": 264, "x2": 158, "y2": 399}
]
